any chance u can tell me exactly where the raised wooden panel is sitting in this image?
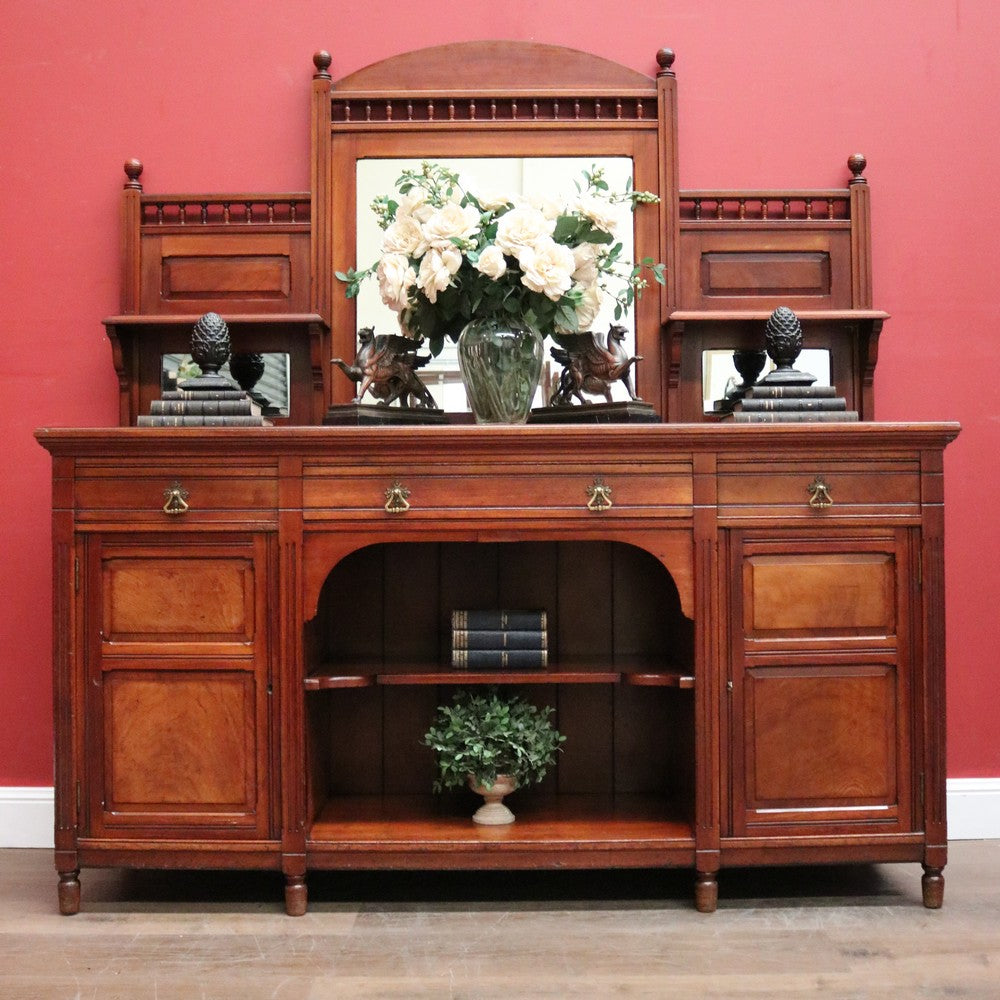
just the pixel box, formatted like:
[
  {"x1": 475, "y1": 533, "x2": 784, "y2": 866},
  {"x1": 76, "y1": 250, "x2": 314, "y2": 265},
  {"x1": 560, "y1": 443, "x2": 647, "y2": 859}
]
[
  {"x1": 700, "y1": 252, "x2": 830, "y2": 298},
  {"x1": 744, "y1": 552, "x2": 896, "y2": 636},
  {"x1": 102, "y1": 555, "x2": 255, "y2": 642},
  {"x1": 139, "y1": 232, "x2": 310, "y2": 314},
  {"x1": 677, "y1": 229, "x2": 852, "y2": 311},
  {"x1": 161, "y1": 254, "x2": 291, "y2": 300},
  {"x1": 97, "y1": 669, "x2": 265, "y2": 832},
  {"x1": 745, "y1": 664, "x2": 896, "y2": 808}
]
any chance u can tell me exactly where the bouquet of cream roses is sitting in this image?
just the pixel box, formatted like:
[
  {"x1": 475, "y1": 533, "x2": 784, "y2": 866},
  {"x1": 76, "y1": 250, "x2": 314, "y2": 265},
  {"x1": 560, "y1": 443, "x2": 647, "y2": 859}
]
[{"x1": 337, "y1": 161, "x2": 664, "y2": 357}]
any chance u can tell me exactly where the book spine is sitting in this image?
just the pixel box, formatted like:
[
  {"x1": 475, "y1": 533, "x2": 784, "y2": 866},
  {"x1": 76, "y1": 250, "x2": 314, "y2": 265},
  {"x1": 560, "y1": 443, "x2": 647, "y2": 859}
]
[
  {"x1": 737, "y1": 397, "x2": 847, "y2": 412},
  {"x1": 744, "y1": 385, "x2": 837, "y2": 399},
  {"x1": 150, "y1": 399, "x2": 255, "y2": 416},
  {"x1": 452, "y1": 629, "x2": 547, "y2": 650},
  {"x1": 160, "y1": 389, "x2": 249, "y2": 401},
  {"x1": 136, "y1": 415, "x2": 267, "y2": 426},
  {"x1": 732, "y1": 411, "x2": 859, "y2": 423},
  {"x1": 451, "y1": 648, "x2": 548, "y2": 669},
  {"x1": 451, "y1": 610, "x2": 548, "y2": 631}
]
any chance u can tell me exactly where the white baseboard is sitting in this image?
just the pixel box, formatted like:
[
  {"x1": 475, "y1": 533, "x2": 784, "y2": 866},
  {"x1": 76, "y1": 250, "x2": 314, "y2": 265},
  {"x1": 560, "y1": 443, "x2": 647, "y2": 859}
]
[
  {"x1": 0, "y1": 786, "x2": 54, "y2": 848},
  {"x1": 946, "y1": 778, "x2": 1000, "y2": 840},
  {"x1": 2, "y1": 781, "x2": 998, "y2": 849}
]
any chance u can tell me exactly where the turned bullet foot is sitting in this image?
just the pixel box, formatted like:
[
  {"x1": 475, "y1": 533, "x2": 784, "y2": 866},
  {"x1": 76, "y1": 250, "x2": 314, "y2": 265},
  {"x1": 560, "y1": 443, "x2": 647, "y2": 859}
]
[
  {"x1": 57, "y1": 870, "x2": 81, "y2": 915},
  {"x1": 695, "y1": 870, "x2": 718, "y2": 913},
  {"x1": 921, "y1": 865, "x2": 945, "y2": 908},
  {"x1": 284, "y1": 874, "x2": 307, "y2": 916}
]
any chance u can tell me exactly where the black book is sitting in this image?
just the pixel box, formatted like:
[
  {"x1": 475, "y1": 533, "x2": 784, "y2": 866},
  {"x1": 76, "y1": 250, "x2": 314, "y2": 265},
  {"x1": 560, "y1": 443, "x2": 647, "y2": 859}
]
[
  {"x1": 452, "y1": 628, "x2": 547, "y2": 650},
  {"x1": 136, "y1": 414, "x2": 267, "y2": 426},
  {"x1": 736, "y1": 397, "x2": 848, "y2": 412},
  {"x1": 150, "y1": 399, "x2": 258, "y2": 416},
  {"x1": 452, "y1": 609, "x2": 548, "y2": 631},
  {"x1": 451, "y1": 648, "x2": 548, "y2": 669},
  {"x1": 732, "y1": 411, "x2": 859, "y2": 423},
  {"x1": 743, "y1": 385, "x2": 838, "y2": 399},
  {"x1": 161, "y1": 389, "x2": 249, "y2": 401}
]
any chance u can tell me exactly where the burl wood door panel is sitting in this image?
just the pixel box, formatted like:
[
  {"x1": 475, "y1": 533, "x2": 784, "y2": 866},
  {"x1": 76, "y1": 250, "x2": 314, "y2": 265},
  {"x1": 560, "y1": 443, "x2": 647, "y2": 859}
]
[
  {"x1": 86, "y1": 535, "x2": 274, "y2": 838},
  {"x1": 727, "y1": 530, "x2": 915, "y2": 837}
]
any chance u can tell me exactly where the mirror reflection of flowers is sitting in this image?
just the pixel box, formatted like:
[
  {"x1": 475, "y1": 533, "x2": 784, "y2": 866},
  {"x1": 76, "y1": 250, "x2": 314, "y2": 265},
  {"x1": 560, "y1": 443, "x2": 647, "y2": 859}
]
[{"x1": 337, "y1": 161, "x2": 665, "y2": 357}]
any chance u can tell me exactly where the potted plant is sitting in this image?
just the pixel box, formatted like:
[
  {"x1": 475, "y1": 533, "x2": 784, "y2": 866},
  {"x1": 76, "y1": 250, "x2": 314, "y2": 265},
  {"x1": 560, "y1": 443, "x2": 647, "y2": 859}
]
[
  {"x1": 338, "y1": 161, "x2": 663, "y2": 423},
  {"x1": 422, "y1": 688, "x2": 565, "y2": 825}
]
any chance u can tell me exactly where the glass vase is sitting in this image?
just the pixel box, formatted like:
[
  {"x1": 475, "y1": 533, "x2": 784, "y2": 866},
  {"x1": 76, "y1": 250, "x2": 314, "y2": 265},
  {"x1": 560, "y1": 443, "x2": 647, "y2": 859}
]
[{"x1": 456, "y1": 317, "x2": 544, "y2": 425}]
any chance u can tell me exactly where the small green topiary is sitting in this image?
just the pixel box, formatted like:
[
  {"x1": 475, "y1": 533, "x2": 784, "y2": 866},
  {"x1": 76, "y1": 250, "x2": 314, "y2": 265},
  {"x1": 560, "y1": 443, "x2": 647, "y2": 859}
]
[{"x1": 422, "y1": 688, "x2": 565, "y2": 793}]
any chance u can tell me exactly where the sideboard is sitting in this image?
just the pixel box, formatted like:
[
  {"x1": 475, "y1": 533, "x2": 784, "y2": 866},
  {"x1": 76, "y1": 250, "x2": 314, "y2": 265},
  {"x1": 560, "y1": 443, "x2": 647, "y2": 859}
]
[{"x1": 36, "y1": 422, "x2": 957, "y2": 914}]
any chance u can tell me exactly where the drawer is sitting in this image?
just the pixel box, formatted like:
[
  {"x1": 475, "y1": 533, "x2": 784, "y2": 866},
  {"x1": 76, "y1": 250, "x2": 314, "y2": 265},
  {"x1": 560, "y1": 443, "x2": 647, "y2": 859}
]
[
  {"x1": 74, "y1": 462, "x2": 279, "y2": 522},
  {"x1": 717, "y1": 457, "x2": 920, "y2": 516},
  {"x1": 303, "y1": 463, "x2": 692, "y2": 519}
]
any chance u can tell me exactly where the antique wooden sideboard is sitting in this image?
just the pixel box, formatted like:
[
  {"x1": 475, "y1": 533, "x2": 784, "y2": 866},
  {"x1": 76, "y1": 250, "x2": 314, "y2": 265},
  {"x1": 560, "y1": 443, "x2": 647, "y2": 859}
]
[
  {"x1": 37, "y1": 423, "x2": 957, "y2": 914},
  {"x1": 38, "y1": 41, "x2": 958, "y2": 913}
]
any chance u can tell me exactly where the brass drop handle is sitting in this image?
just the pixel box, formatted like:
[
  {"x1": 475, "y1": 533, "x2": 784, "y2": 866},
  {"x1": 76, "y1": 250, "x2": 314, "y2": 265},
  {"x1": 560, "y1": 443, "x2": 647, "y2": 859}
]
[
  {"x1": 162, "y1": 481, "x2": 190, "y2": 515},
  {"x1": 807, "y1": 476, "x2": 833, "y2": 509},
  {"x1": 586, "y1": 478, "x2": 613, "y2": 512},
  {"x1": 384, "y1": 480, "x2": 411, "y2": 514}
]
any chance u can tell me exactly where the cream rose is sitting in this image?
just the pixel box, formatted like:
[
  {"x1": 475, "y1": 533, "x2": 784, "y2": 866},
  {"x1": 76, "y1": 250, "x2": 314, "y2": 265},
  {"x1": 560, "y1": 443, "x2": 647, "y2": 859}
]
[
  {"x1": 474, "y1": 245, "x2": 507, "y2": 280},
  {"x1": 416, "y1": 246, "x2": 462, "y2": 303},
  {"x1": 518, "y1": 239, "x2": 576, "y2": 301},
  {"x1": 421, "y1": 203, "x2": 480, "y2": 250},
  {"x1": 574, "y1": 194, "x2": 619, "y2": 235},
  {"x1": 494, "y1": 206, "x2": 556, "y2": 260},
  {"x1": 381, "y1": 216, "x2": 426, "y2": 257},
  {"x1": 377, "y1": 253, "x2": 416, "y2": 313},
  {"x1": 573, "y1": 283, "x2": 604, "y2": 330},
  {"x1": 475, "y1": 189, "x2": 513, "y2": 212},
  {"x1": 526, "y1": 193, "x2": 563, "y2": 221},
  {"x1": 396, "y1": 187, "x2": 435, "y2": 223},
  {"x1": 571, "y1": 243, "x2": 601, "y2": 286}
]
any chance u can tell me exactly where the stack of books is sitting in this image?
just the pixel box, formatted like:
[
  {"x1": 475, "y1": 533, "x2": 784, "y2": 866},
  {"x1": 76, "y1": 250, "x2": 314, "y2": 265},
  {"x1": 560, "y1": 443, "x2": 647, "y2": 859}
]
[
  {"x1": 451, "y1": 610, "x2": 548, "y2": 669},
  {"x1": 137, "y1": 388, "x2": 267, "y2": 427},
  {"x1": 728, "y1": 384, "x2": 858, "y2": 422}
]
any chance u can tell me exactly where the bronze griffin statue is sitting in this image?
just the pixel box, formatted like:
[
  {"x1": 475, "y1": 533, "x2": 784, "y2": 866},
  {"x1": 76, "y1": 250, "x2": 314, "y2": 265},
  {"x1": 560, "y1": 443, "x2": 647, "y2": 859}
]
[
  {"x1": 332, "y1": 328, "x2": 438, "y2": 409},
  {"x1": 548, "y1": 325, "x2": 642, "y2": 406}
]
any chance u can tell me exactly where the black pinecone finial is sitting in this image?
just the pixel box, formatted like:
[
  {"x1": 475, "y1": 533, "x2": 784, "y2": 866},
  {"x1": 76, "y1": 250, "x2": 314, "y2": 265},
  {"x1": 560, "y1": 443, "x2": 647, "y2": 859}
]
[
  {"x1": 760, "y1": 306, "x2": 816, "y2": 386},
  {"x1": 177, "y1": 312, "x2": 237, "y2": 391},
  {"x1": 190, "y1": 312, "x2": 231, "y2": 376}
]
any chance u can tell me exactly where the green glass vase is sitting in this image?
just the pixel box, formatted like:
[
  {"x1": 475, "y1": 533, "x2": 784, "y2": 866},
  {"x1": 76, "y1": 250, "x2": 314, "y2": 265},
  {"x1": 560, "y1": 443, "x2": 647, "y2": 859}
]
[{"x1": 456, "y1": 317, "x2": 544, "y2": 425}]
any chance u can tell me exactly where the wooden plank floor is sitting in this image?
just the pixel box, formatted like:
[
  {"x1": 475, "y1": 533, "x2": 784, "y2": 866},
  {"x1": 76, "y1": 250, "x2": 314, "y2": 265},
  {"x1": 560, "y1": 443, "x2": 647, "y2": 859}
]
[{"x1": 1, "y1": 843, "x2": 998, "y2": 998}]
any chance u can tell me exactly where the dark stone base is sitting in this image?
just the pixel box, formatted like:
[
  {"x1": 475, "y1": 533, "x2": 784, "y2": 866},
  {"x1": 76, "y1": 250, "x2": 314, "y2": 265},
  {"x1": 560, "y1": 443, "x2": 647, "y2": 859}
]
[
  {"x1": 323, "y1": 402, "x2": 448, "y2": 426},
  {"x1": 528, "y1": 400, "x2": 660, "y2": 424}
]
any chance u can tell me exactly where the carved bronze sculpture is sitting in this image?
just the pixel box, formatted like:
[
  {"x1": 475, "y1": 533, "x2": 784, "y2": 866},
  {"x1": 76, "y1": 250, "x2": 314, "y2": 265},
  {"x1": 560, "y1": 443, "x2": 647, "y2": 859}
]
[
  {"x1": 331, "y1": 328, "x2": 438, "y2": 409},
  {"x1": 548, "y1": 325, "x2": 643, "y2": 406}
]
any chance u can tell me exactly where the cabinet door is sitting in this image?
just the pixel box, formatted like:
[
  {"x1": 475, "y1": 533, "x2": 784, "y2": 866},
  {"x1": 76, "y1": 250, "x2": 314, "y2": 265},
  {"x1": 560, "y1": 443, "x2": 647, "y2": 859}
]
[
  {"x1": 84, "y1": 534, "x2": 275, "y2": 840},
  {"x1": 726, "y1": 529, "x2": 917, "y2": 838}
]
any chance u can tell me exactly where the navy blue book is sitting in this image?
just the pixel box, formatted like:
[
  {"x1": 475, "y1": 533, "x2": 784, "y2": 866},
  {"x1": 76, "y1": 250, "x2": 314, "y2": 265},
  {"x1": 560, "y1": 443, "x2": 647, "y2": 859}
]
[
  {"x1": 451, "y1": 609, "x2": 547, "y2": 631},
  {"x1": 452, "y1": 629, "x2": 547, "y2": 651}
]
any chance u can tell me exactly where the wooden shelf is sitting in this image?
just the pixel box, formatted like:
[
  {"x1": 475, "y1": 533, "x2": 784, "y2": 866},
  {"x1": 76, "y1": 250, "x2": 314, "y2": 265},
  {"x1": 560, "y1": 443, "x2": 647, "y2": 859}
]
[
  {"x1": 304, "y1": 662, "x2": 694, "y2": 690},
  {"x1": 306, "y1": 794, "x2": 695, "y2": 868}
]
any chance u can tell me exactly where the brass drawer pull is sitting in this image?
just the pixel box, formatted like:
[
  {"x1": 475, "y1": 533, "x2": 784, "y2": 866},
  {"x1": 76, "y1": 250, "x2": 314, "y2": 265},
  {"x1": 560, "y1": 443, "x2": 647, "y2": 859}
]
[
  {"x1": 586, "y1": 478, "x2": 613, "y2": 512},
  {"x1": 807, "y1": 476, "x2": 833, "y2": 509},
  {"x1": 162, "y1": 481, "x2": 190, "y2": 515},
  {"x1": 384, "y1": 480, "x2": 411, "y2": 514}
]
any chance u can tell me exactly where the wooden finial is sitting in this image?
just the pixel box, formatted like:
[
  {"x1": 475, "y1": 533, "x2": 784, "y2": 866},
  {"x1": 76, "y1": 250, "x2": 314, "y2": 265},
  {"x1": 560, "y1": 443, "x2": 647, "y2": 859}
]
[
  {"x1": 313, "y1": 50, "x2": 332, "y2": 80},
  {"x1": 656, "y1": 49, "x2": 676, "y2": 77},
  {"x1": 848, "y1": 153, "x2": 867, "y2": 184},
  {"x1": 123, "y1": 158, "x2": 143, "y2": 190}
]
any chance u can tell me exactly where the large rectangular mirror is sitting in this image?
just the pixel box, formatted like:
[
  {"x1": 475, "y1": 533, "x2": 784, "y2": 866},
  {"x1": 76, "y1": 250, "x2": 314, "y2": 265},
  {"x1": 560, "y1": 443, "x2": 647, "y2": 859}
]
[
  {"x1": 319, "y1": 41, "x2": 676, "y2": 415},
  {"x1": 353, "y1": 156, "x2": 639, "y2": 411}
]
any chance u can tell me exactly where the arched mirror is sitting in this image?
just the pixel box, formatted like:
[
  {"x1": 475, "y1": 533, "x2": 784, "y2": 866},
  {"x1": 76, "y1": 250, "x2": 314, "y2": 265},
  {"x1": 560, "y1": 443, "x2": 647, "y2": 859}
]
[{"x1": 313, "y1": 41, "x2": 679, "y2": 418}]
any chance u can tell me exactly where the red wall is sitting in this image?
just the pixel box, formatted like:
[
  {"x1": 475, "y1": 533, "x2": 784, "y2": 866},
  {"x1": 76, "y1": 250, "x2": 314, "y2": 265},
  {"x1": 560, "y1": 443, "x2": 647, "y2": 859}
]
[{"x1": 3, "y1": 1, "x2": 997, "y2": 783}]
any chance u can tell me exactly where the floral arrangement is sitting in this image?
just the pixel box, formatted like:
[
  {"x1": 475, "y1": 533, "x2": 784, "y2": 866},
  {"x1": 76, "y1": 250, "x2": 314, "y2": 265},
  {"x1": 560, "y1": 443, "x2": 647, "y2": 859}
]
[{"x1": 337, "y1": 161, "x2": 664, "y2": 357}]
